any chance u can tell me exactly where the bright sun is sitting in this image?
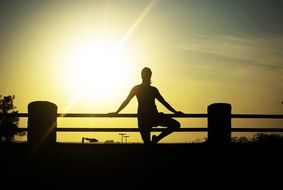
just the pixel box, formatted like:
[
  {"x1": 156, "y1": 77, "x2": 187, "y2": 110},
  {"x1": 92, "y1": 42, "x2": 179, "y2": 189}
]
[
  {"x1": 61, "y1": 35, "x2": 138, "y2": 102},
  {"x1": 55, "y1": 0, "x2": 157, "y2": 111}
]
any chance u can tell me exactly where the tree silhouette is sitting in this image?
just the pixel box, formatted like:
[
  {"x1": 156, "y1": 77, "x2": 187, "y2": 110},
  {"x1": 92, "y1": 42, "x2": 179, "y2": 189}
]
[
  {"x1": 251, "y1": 133, "x2": 283, "y2": 144},
  {"x1": 0, "y1": 95, "x2": 22, "y2": 143}
]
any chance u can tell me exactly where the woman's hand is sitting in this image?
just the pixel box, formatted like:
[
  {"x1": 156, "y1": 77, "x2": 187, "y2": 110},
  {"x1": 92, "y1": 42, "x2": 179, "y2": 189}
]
[
  {"x1": 174, "y1": 111, "x2": 186, "y2": 116},
  {"x1": 107, "y1": 112, "x2": 118, "y2": 117}
]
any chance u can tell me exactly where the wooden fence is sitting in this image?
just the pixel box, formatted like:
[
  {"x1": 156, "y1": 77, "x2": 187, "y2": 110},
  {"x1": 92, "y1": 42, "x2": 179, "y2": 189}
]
[{"x1": 1, "y1": 101, "x2": 283, "y2": 145}]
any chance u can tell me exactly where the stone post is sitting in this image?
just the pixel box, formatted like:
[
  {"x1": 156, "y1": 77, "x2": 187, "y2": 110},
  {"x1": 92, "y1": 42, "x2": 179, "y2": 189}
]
[
  {"x1": 207, "y1": 103, "x2": 231, "y2": 144},
  {"x1": 28, "y1": 101, "x2": 57, "y2": 148}
]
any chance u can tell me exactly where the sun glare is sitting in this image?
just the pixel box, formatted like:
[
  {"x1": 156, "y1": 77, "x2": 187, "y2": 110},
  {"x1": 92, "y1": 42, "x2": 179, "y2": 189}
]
[
  {"x1": 57, "y1": 0, "x2": 157, "y2": 111},
  {"x1": 61, "y1": 35, "x2": 137, "y2": 102}
]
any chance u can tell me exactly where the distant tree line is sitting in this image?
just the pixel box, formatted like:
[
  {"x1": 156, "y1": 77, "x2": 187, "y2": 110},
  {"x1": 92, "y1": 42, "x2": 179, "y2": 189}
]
[
  {"x1": 232, "y1": 133, "x2": 283, "y2": 144},
  {"x1": 190, "y1": 133, "x2": 283, "y2": 144}
]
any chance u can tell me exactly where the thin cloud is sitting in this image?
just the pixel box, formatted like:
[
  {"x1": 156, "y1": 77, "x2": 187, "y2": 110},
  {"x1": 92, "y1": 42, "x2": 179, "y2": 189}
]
[{"x1": 171, "y1": 34, "x2": 283, "y2": 70}]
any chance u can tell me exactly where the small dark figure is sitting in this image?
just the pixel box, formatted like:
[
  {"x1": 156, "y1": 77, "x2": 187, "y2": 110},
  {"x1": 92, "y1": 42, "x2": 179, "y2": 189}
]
[
  {"x1": 109, "y1": 67, "x2": 184, "y2": 144},
  {"x1": 82, "y1": 137, "x2": 98, "y2": 143}
]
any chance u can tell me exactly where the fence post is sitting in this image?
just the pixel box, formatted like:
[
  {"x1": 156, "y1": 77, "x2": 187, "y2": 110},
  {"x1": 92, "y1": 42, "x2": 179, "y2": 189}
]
[
  {"x1": 207, "y1": 103, "x2": 231, "y2": 144},
  {"x1": 28, "y1": 101, "x2": 57, "y2": 149}
]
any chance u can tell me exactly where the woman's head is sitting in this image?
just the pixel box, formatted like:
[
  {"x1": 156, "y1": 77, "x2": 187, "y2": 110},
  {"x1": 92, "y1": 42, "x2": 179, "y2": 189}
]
[{"x1": 141, "y1": 67, "x2": 152, "y2": 84}]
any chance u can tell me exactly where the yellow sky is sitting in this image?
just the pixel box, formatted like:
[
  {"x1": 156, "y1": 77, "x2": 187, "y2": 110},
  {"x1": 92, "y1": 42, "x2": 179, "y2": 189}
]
[{"x1": 1, "y1": 1, "x2": 283, "y2": 143}]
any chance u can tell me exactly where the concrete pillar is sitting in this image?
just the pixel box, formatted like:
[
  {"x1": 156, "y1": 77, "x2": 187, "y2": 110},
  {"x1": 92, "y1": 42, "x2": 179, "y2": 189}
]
[
  {"x1": 207, "y1": 103, "x2": 231, "y2": 144},
  {"x1": 28, "y1": 101, "x2": 57, "y2": 148}
]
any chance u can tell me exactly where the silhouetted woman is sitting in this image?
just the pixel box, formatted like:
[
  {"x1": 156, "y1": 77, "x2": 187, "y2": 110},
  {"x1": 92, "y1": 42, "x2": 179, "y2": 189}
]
[{"x1": 110, "y1": 67, "x2": 184, "y2": 144}]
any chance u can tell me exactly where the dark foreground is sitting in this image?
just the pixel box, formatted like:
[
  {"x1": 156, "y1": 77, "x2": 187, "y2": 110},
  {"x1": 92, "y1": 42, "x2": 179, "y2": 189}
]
[{"x1": 1, "y1": 143, "x2": 283, "y2": 188}]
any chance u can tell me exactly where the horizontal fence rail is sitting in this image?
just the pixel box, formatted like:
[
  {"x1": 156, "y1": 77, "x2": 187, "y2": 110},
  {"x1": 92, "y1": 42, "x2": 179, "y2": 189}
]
[
  {"x1": 15, "y1": 127, "x2": 283, "y2": 133},
  {"x1": 2, "y1": 113, "x2": 283, "y2": 133},
  {"x1": 4, "y1": 113, "x2": 283, "y2": 119}
]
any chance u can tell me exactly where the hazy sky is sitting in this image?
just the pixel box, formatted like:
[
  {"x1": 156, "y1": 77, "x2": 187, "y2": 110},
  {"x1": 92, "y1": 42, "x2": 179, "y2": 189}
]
[{"x1": 1, "y1": 0, "x2": 283, "y2": 142}]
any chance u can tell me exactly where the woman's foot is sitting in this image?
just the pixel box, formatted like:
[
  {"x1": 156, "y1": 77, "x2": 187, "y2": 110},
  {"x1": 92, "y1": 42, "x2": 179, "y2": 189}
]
[{"x1": 152, "y1": 135, "x2": 158, "y2": 144}]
